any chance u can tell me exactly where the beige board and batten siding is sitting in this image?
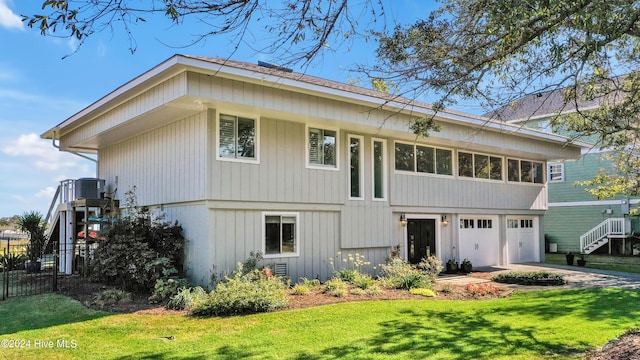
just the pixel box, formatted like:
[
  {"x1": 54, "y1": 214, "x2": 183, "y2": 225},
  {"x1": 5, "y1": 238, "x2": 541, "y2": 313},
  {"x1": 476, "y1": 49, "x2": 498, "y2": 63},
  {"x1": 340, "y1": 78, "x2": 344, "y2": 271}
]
[
  {"x1": 61, "y1": 73, "x2": 189, "y2": 150},
  {"x1": 99, "y1": 111, "x2": 208, "y2": 205}
]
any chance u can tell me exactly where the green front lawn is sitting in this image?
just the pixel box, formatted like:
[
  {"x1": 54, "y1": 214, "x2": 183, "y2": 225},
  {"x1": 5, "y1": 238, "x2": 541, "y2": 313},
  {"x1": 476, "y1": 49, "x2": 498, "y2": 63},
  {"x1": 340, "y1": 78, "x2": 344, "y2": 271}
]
[{"x1": 2, "y1": 289, "x2": 640, "y2": 359}]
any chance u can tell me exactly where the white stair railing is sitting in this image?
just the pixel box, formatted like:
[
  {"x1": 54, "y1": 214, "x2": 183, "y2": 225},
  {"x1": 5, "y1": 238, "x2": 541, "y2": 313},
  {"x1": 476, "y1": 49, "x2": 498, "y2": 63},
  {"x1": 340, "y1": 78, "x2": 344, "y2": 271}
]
[{"x1": 580, "y1": 218, "x2": 627, "y2": 253}]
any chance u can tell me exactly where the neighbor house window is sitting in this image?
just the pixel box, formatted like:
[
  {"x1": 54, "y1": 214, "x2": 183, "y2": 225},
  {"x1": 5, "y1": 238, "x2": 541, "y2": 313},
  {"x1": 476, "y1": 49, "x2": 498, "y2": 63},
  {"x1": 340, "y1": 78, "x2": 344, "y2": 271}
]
[
  {"x1": 394, "y1": 141, "x2": 453, "y2": 176},
  {"x1": 349, "y1": 135, "x2": 364, "y2": 199},
  {"x1": 548, "y1": 163, "x2": 564, "y2": 182},
  {"x1": 264, "y1": 213, "x2": 299, "y2": 257},
  {"x1": 372, "y1": 138, "x2": 387, "y2": 200},
  {"x1": 218, "y1": 113, "x2": 258, "y2": 162},
  {"x1": 458, "y1": 152, "x2": 503, "y2": 180},
  {"x1": 308, "y1": 127, "x2": 338, "y2": 169},
  {"x1": 507, "y1": 158, "x2": 544, "y2": 184}
]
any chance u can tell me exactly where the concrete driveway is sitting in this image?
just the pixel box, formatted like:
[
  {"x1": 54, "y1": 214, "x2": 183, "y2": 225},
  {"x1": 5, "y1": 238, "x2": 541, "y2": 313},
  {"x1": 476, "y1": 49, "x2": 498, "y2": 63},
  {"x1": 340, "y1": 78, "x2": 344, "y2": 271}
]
[{"x1": 438, "y1": 263, "x2": 640, "y2": 289}]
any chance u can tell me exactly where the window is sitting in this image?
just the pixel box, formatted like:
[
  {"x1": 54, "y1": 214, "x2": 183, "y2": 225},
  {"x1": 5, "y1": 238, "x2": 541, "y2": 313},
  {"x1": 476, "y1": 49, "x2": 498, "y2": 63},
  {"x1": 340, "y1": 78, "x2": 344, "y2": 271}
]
[
  {"x1": 218, "y1": 114, "x2": 258, "y2": 162},
  {"x1": 520, "y1": 219, "x2": 533, "y2": 228},
  {"x1": 394, "y1": 141, "x2": 453, "y2": 176},
  {"x1": 308, "y1": 127, "x2": 337, "y2": 168},
  {"x1": 507, "y1": 219, "x2": 519, "y2": 228},
  {"x1": 548, "y1": 163, "x2": 564, "y2": 182},
  {"x1": 460, "y1": 219, "x2": 474, "y2": 229},
  {"x1": 395, "y1": 143, "x2": 414, "y2": 171},
  {"x1": 372, "y1": 138, "x2": 387, "y2": 200},
  {"x1": 264, "y1": 213, "x2": 298, "y2": 257},
  {"x1": 349, "y1": 135, "x2": 364, "y2": 199},
  {"x1": 507, "y1": 158, "x2": 545, "y2": 184},
  {"x1": 458, "y1": 151, "x2": 503, "y2": 180},
  {"x1": 478, "y1": 219, "x2": 493, "y2": 229}
]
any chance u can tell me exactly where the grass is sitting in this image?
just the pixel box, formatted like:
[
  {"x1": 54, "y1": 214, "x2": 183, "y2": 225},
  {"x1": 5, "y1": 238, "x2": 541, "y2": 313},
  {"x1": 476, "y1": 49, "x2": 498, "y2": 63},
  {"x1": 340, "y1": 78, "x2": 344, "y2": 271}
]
[{"x1": 1, "y1": 289, "x2": 640, "y2": 359}]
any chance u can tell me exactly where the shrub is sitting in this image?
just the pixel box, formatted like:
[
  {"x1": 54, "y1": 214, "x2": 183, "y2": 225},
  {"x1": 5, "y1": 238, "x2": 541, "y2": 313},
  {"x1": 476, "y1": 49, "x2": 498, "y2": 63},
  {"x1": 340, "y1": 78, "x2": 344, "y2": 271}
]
[
  {"x1": 353, "y1": 273, "x2": 377, "y2": 290},
  {"x1": 465, "y1": 283, "x2": 500, "y2": 296},
  {"x1": 492, "y1": 271, "x2": 565, "y2": 286},
  {"x1": 292, "y1": 283, "x2": 311, "y2": 295},
  {"x1": 417, "y1": 256, "x2": 443, "y2": 280},
  {"x1": 323, "y1": 278, "x2": 348, "y2": 297},
  {"x1": 328, "y1": 252, "x2": 372, "y2": 281},
  {"x1": 149, "y1": 277, "x2": 190, "y2": 304},
  {"x1": 301, "y1": 277, "x2": 321, "y2": 288},
  {"x1": 379, "y1": 258, "x2": 431, "y2": 290},
  {"x1": 94, "y1": 289, "x2": 132, "y2": 306},
  {"x1": 166, "y1": 286, "x2": 207, "y2": 310},
  {"x1": 90, "y1": 189, "x2": 185, "y2": 292},
  {"x1": 191, "y1": 264, "x2": 289, "y2": 316},
  {"x1": 410, "y1": 288, "x2": 436, "y2": 297}
]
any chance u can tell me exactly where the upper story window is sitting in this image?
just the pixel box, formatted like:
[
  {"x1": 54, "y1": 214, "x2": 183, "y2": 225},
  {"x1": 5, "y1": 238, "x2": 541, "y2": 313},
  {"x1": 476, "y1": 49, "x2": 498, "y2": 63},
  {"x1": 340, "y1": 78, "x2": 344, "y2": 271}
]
[
  {"x1": 458, "y1": 151, "x2": 503, "y2": 181},
  {"x1": 308, "y1": 126, "x2": 338, "y2": 169},
  {"x1": 217, "y1": 113, "x2": 258, "y2": 163},
  {"x1": 372, "y1": 138, "x2": 387, "y2": 200},
  {"x1": 349, "y1": 135, "x2": 364, "y2": 200},
  {"x1": 507, "y1": 158, "x2": 544, "y2": 184},
  {"x1": 394, "y1": 141, "x2": 453, "y2": 176},
  {"x1": 548, "y1": 163, "x2": 565, "y2": 182}
]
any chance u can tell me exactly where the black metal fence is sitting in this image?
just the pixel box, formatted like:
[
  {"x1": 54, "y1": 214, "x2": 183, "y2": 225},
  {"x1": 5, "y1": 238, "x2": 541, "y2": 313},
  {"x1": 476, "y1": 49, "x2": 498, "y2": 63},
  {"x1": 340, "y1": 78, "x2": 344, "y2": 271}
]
[{"x1": 1, "y1": 240, "x2": 57, "y2": 300}]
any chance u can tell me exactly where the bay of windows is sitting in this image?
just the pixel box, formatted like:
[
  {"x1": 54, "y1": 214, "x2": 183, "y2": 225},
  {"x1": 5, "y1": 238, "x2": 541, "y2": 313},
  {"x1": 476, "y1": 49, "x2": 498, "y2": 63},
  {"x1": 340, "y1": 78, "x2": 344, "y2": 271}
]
[
  {"x1": 394, "y1": 142, "x2": 453, "y2": 175},
  {"x1": 508, "y1": 158, "x2": 544, "y2": 184},
  {"x1": 458, "y1": 152, "x2": 503, "y2": 180}
]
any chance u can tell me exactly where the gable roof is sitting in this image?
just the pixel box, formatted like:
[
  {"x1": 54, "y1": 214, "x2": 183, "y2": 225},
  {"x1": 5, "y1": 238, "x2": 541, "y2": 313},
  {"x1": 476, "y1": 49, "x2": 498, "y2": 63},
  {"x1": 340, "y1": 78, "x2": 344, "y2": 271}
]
[{"x1": 42, "y1": 54, "x2": 586, "y2": 149}]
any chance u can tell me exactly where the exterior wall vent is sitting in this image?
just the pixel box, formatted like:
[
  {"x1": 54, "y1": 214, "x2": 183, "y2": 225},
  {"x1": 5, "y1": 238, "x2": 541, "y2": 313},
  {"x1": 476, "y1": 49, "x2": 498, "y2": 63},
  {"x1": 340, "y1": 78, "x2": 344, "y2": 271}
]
[{"x1": 274, "y1": 263, "x2": 288, "y2": 277}]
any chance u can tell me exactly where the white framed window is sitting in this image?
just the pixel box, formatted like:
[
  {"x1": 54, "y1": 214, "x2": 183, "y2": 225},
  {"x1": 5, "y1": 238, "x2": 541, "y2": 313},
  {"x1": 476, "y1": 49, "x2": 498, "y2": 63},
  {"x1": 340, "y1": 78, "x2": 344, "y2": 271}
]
[
  {"x1": 349, "y1": 135, "x2": 364, "y2": 200},
  {"x1": 548, "y1": 162, "x2": 565, "y2": 182},
  {"x1": 372, "y1": 138, "x2": 388, "y2": 201},
  {"x1": 507, "y1": 158, "x2": 545, "y2": 184},
  {"x1": 307, "y1": 125, "x2": 339, "y2": 170},
  {"x1": 460, "y1": 219, "x2": 475, "y2": 229},
  {"x1": 263, "y1": 212, "x2": 299, "y2": 258},
  {"x1": 394, "y1": 141, "x2": 453, "y2": 176},
  {"x1": 216, "y1": 112, "x2": 259, "y2": 163}
]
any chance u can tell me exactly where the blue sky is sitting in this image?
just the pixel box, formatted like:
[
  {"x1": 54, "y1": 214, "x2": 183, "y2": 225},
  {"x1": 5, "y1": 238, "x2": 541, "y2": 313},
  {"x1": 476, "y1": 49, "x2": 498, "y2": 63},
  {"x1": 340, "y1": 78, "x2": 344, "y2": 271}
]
[{"x1": 0, "y1": 0, "x2": 442, "y2": 219}]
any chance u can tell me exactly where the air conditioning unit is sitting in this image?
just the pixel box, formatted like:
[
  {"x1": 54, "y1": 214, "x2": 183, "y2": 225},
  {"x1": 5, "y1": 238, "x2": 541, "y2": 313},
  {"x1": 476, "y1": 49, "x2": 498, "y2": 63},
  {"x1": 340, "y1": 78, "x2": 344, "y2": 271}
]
[{"x1": 74, "y1": 178, "x2": 106, "y2": 199}]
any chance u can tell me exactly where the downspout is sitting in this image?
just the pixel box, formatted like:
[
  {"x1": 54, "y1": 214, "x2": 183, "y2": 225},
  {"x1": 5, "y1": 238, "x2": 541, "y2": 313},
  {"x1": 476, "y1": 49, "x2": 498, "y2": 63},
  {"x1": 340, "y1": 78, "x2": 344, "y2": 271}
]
[{"x1": 52, "y1": 129, "x2": 99, "y2": 176}]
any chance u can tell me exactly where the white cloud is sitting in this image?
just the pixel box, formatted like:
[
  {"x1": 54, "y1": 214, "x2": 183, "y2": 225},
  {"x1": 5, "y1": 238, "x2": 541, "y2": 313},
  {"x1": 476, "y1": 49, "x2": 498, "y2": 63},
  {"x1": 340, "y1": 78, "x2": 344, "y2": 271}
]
[
  {"x1": 36, "y1": 186, "x2": 57, "y2": 199},
  {"x1": 0, "y1": 0, "x2": 23, "y2": 31},
  {"x1": 2, "y1": 133, "x2": 85, "y2": 171}
]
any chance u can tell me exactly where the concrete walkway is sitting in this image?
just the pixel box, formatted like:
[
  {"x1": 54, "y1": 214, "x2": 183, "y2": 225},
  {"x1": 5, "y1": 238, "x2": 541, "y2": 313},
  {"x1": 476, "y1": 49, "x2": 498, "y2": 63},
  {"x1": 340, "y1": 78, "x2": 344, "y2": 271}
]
[{"x1": 437, "y1": 263, "x2": 640, "y2": 289}]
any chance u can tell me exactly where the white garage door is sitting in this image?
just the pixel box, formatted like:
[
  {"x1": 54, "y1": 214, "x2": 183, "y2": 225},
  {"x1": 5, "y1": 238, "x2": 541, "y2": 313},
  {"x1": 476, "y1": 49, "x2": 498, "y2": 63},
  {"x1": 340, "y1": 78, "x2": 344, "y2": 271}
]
[
  {"x1": 506, "y1": 217, "x2": 539, "y2": 263},
  {"x1": 458, "y1": 216, "x2": 499, "y2": 267}
]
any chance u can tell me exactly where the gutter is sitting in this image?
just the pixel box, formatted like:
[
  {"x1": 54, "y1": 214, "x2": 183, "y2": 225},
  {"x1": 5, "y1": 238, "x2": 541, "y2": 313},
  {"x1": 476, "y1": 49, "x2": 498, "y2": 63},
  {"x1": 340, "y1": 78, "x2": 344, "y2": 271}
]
[{"x1": 51, "y1": 129, "x2": 99, "y2": 175}]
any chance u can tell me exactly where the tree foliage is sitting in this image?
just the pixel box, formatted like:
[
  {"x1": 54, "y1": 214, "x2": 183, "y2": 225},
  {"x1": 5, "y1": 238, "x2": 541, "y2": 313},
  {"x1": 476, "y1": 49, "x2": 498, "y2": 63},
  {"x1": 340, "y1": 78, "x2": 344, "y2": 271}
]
[
  {"x1": 374, "y1": 0, "x2": 640, "y2": 199},
  {"x1": 24, "y1": 0, "x2": 384, "y2": 63}
]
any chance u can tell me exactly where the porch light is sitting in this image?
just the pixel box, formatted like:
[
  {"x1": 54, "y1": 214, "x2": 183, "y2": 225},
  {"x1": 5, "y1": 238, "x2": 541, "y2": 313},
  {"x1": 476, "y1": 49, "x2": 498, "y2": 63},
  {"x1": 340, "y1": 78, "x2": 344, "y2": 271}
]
[
  {"x1": 441, "y1": 215, "x2": 449, "y2": 226},
  {"x1": 400, "y1": 213, "x2": 408, "y2": 227}
]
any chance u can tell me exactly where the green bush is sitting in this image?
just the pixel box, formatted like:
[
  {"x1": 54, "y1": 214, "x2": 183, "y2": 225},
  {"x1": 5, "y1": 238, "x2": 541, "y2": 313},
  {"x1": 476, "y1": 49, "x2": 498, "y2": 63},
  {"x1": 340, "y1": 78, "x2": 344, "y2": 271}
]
[
  {"x1": 292, "y1": 284, "x2": 311, "y2": 295},
  {"x1": 410, "y1": 288, "x2": 436, "y2": 297},
  {"x1": 149, "y1": 277, "x2": 190, "y2": 304},
  {"x1": 417, "y1": 256, "x2": 443, "y2": 280},
  {"x1": 353, "y1": 273, "x2": 377, "y2": 290},
  {"x1": 323, "y1": 278, "x2": 348, "y2": 297},
  {"x1": 191, "y1": 264, "x2": 289, "y2": 316},
  {"x1": 166, "y1": 286, "x2": 207, "y2": 310},
  {"x1": 94, "y1": 289, "x2": 132, "y2": 305},
  {"x1": 90, "y1": 190, "x2": 185, "y2": 292},
  {"x1": 492, "y1": 271, "x2": 565, "y2": 286},
  {"x1": 379, "y1": 258, "x2": 431, "y2": 290}
]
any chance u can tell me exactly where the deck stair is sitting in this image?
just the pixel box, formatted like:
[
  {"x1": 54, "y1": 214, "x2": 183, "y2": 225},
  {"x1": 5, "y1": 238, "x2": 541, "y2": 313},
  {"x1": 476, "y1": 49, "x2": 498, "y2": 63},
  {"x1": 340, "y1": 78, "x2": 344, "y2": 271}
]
[{"x1": 580, "y1": 218, "x2": 629, "y2": 254}]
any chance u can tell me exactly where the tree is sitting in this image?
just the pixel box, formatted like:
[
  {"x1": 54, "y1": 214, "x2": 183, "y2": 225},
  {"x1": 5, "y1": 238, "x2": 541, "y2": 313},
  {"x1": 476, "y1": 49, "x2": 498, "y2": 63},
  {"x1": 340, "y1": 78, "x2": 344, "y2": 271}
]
[
  {"x1": 24, "y1": 0, "x2": 384, "y2": 64},
  {"x1": 16, "y1": 211, "x2": 46, "y2": 261},
  {"x1": 374, "y1": 0, "x2": 640, "y2": 199}
]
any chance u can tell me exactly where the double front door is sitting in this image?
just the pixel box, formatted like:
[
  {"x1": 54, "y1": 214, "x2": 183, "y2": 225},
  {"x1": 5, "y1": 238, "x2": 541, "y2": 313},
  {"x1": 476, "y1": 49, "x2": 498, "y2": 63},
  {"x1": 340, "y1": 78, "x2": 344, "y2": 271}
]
[{"x1": 407, "y1": 219, "x2": 436, "y2": 264}]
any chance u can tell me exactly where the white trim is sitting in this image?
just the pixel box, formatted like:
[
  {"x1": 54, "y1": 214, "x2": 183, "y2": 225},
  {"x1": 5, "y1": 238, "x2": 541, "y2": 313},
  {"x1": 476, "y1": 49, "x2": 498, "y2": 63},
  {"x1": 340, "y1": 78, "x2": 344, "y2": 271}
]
[
  {"x1": 348, "y1": 134, "x2": 365, "y2": 200},
  {"x1": 547, "y1": 162, "x2": 564, "y2": 182},
  {"x1": 215, "y1": 111, "x2": 260, "y2": 164},
  {"x1": 371, "y1": 138, "x2": 388, "y2": 201},
  {"x1": 262, "y1": 211, "x2": 300, "y2": 259},
  {"x1": 549, "y1": 199, "x2": 640, "y2": 207},
  {"x1": 305, "y1": 124, "x2": 340, "y2": 171}
]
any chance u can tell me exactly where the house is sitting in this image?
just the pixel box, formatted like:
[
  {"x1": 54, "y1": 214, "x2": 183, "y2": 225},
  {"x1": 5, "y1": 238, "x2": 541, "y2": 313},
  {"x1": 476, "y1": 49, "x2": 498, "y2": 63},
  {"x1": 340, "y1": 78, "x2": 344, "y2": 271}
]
[
  {"x1": 41, "y1": 55, "x2": 584, "y2": 285},
  {"x1": 493, "y1": 89, "x2": 640, "y2": 255}
]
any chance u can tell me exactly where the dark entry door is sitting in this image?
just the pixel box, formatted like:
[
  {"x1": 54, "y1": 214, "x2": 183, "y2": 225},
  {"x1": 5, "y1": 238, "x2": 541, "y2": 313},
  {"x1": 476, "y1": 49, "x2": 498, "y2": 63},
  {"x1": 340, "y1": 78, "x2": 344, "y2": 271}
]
[{"x1": 407, "y1": 219, "x2": 436, "y2": 264}]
